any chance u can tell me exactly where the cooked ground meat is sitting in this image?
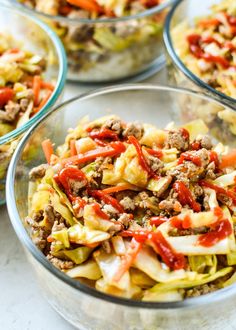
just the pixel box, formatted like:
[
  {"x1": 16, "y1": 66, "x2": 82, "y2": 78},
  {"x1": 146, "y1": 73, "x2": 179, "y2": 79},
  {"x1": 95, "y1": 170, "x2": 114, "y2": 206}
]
[
  {"x1": 44, "y1": 205, "x2": 56, "y2": 226},
  {"x1": 167, "y1": 162, "x2": 204, "y2": 183},
  {"x1": 205, "y1": 162, "x2": 217, "y2": 180},
  {"x1": 217, "y1": 194, "x2": 233, "y2": 208},
  {"x1": 195, "y1": 148, "x2": 210, "y2": 167},
  {"x1": 51, "y1": 220, "x2": 66, "y2": 233},
  {"x1": 147, "y1": 154, "x2": 163, "y2": 173},
  {"x1": 102, "y1": 204, "x2": 119, "y2": 216},
  {"x1": 120, "y1": 196, "x2": 136, "y2": 211},
  {"x1": 196, "y1": 135, "x2": 213, "y2": 150},
  {"x1": 122, "y1": 122, "x2": 144, "y2": 140},
  {"x1": 68, "y1": 178, "x2": 87, "y2": 195},
  {"x1": 185, "y1": 283, "x2": 218, "y2": 298},
  {"x1": 166, "y1": 129, "x2": 189, "y2": 151},
  {"x1": 69, "y1": 25, "x2": 94, "y2": 43},
  {"x1": 103, "y1": 118, "x2": 123, "y2": 134},
  {"x1": 159, "y1": 199, "x2": 182, "y2": 214},
  {"x1": 25, "y1": 216, "x2": 47, "y2": 250},
  {"x1": 29, "y1": 164, "x2": 49, "y2": 181},
  {"x1": 193, "y1": 185, "x2": 204, "y2": 198},
  {"x1": 47, "y1": 254, "x2": 74, "y2": 270},
  {"x1": 0, "y1": 101, "x2": 21, "y2": 122},
  {"x1": 117, "y1": 213, "x2": 133, "y2": 227}
]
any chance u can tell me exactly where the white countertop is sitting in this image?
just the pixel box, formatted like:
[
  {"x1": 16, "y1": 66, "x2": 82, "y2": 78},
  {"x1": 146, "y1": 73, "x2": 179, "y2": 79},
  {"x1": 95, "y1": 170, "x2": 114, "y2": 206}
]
[{"x1": 0, "y1": 70, "x2": 166, "y2": 330}]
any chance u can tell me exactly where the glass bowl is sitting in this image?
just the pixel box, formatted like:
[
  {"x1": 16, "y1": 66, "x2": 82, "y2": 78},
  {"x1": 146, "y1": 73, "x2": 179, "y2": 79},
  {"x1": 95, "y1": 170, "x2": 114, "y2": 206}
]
[
  {"x1": 163, "y1": 0, "x2": 236, "y2": 109},
  {"x1": 12, "y1": 0, "x2": 175, "y2": 83},
  {"x1": 0, "y1": 4, "x2": 67, "y2": 204},
  {"x1": 6, "y1": 84, "x2": 236, "y2": 330}
]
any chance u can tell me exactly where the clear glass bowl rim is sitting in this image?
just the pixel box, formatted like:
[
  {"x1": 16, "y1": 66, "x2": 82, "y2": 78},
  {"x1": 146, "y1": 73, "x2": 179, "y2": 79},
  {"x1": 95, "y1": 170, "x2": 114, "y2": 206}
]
[
  {"x1": 6, "y1": 83, "x2": 236, "y2": 309},
  {"x1": 163, "y1": 0, "x2": 236, "y2": 107},
  {"x1": 11, "y1": 0, "x2": 176, "y2": 24},
  {"x1": 0, "y1": 4, "x2": 67, "y2": 145}
]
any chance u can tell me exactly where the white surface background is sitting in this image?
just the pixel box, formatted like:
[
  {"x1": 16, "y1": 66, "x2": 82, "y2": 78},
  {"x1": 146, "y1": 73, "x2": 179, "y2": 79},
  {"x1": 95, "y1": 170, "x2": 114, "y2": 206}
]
[{"x1": 0, "y1": 70, "x2": 166, "y2": 330}]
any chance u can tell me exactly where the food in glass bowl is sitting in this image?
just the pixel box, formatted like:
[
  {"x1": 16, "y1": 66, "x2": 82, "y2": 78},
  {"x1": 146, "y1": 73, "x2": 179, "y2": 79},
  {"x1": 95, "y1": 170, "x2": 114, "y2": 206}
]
[
  {"x1": 16, "y1": 0, "x2": 172, "y2": 82},
  {"x1": 170, "y1": 0, "x2": 236, "y2": 98},
  {"x1": 0, "y1": 33, "x2": 55, "y2": 198},
  {"x1": 0, "y1": 4, "x2": 66, "y2": 205},
  {"x1": 25, "y1": 114, "x2": 236, "y2": 302}
]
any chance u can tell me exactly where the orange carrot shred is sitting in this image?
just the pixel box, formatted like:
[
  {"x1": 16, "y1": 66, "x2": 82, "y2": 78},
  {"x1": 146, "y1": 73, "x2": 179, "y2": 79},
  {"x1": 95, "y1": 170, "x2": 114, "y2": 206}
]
[
  {"x1": 42, "y1": 139, "x2": 54, "y2": 164},
  {"x1": 33, "y1": 75, "x2": 41, "y2": 106},
  {"x1": 70, "y1": 139, "x2": 77, "y2": 156}
]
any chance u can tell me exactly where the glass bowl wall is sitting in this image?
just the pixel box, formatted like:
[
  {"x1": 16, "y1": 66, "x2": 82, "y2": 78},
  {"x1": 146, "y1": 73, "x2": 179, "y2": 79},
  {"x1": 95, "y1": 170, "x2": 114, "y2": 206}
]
[
  {"x1": 13, "y1": 0, "x2": 175, "y2": 83},
  {"x1": 6, "y1": 85, "x2": 236, "y2": 330},
  {"x1": 0, "y1": 5, "x2": 67, "y2": 204},
  {"x1": 163, "y1": 0, "x2": 236, "y2": 109}
]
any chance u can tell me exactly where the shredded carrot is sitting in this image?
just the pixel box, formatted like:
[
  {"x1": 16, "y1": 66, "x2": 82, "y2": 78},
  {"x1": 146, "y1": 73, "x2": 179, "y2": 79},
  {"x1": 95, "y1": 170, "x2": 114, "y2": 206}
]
[
  {"x1": 66, "y1": 0, "x2": 103, "y2": 13},
  {"x1": 33, "y1": 75, "x2": 41, "y2": 106},
  {"x1": 197, "y1": 18, "x2": 220, "y2": 28},
  {"x1": 102, "y1": 184, "x2": 136, "y2": 194},
  {"x1": 113, "y1": 238, "x2": 142, "y2": 282},
  {"x1": 34, "y1": 91, "x2": 52, "y2": 114},
  {"x1": 219, "y1": 149, "x2": 236, "y2": 169},
  {"x1": 40, "y1": 81, "x2": 55, "y2": 91},
  {"x1": 42, "y1": 139, "x2": 54, "y2": 164},
  {"x1": 70, "y1": 139, "x2": 77, "y2": 156},
  {"x1": 47, "y1": 236, "x2": 54, "y2": 243}
]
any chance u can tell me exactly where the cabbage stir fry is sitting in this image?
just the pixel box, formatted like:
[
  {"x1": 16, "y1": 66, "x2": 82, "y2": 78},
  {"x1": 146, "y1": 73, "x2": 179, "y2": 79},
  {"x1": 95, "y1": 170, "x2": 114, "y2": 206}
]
[
  {"x1": 0, "y1": 34, "x2": 54, "y2": 135},
  {"x1": 20, "y1": 0, "x2": 166, "y2": 80},
  {"x1": 172, "y1": 0, "x2": 236, "y2": 98},
  {"x1": 27, "y1": 116, "x2": 236, "y2": 301},
  {"x1": 0, "y1": 34, "x2": 54, "y2": 183}
]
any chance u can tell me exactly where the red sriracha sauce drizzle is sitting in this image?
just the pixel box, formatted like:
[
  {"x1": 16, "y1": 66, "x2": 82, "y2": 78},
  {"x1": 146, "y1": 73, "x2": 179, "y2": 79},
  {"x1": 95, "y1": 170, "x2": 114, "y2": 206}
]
[
  {"x1": 186, "y1": 34, "x2": 232, "y2": 68},
  {"x1": 171, "y1": 214, "x2": 192, "y2": 229},
  {"x1": 209, "y1": 151, "x2": 219, "y2": 168},
  {"x1": 199, "y1": 180, "x2": 236, "y2": 205},
  {"x1": 0, "y1": 87, "x2": 14, "y2": 107},
  {"x1": 57, "y1": 167, "x2": 87, "y2": 198},
  {"x1": 198, "y1": 207, "x2": 232, "y2": 247},
  {"x1": 90, "y1": 189, "x2": 124, "y2": 213},
  {"x1": 150, "y1": 216, "x2": 169, "y2": 227},
  {"x1": 121, "y1": 229, "x2": 186, "y2": 270},
  {"x1": 178, "y1": 152, "x2": 202, "y2": 166},
  {"x1": 92, "y1": 203, "x2": 110, "y2": 220},
  {"x1": 179, "y1": 128, "x2": 190, "y2": 141},
  {"x1": 128, "y1": 135, "x2": 160, "y2": 179},
  {"x1": 173, "y1": 181, "x2": 201, "y2": 212},
  {"x1": 89, "y1": 128, "x2": 119, "y2": 141}
]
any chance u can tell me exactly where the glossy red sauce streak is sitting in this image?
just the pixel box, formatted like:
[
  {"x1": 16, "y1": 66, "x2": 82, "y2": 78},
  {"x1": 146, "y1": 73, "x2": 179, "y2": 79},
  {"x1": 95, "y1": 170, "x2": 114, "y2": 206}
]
[
  {"x1": 150, "y1": 216, "x2": 169, "y2": 226},
  {"x1": 178, "y1": 152, "x2": 202, "y2": 166},
  {"x1": 121, "y1": 230, "x2": 149, "y2": 243},
  {"x1": 0, "y1": 87, "x2": 14, "y2": 107},
  {"x1": 121, "y1": 230, "x2": 186, "y2": 270},
  {"x1": 179, "y1": 128, "x2": 190, "y2": 141},
  {"x1": 187, "y1": 34, "x2": 231, "y2": 68},
  {"x1": 151, "y1": 231, "x2": 186, "y2": 270},
  {"x1": 173, "y1": 181, "x2": 201, "y2": 212},
  {"x1": 198, "y1": 217, "x2": 232, "y2": 247},
  {"x1": 145, "y1": 147, "x2": 163, "y2": 158},
  {"x1": 89, "y1": 128, "x2": 118, "y2": 141},
  {"x1": 209, "y1": 151, "x2": 219, "y2": 168},
  {"x1": 90, "y1": 190, "x2": 124, "y2": 213},
  {"x1": 92, "y1": 203, "x2": 110, "y2": 220},
  {"x1": 199, "y1": 180, "x2": 236, "y2": 204},
  {"x1": 128, "y1": 135, "x2": 159, "y2": 179},
  {"x1": 191, "y1": 141, "x2": 201, "y2": 150},
  {"x1": 57, "y1": 167, "x2": 87, "y2": 198},
  {"x1": 171, "y1": 214, "x2": 191, "y2": 229}
]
